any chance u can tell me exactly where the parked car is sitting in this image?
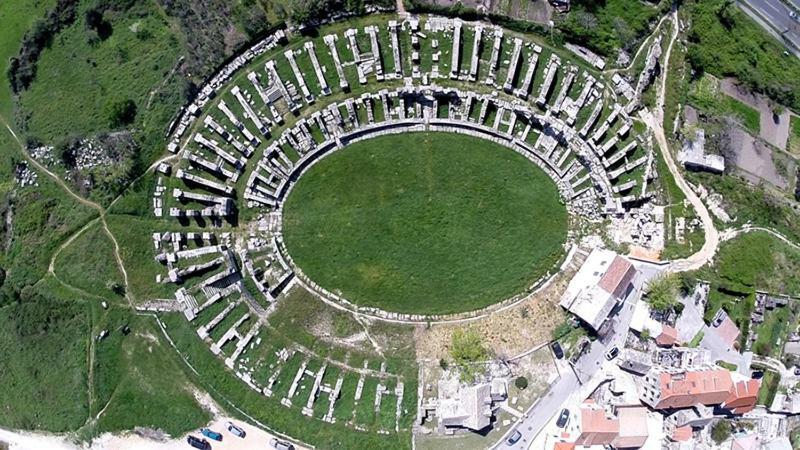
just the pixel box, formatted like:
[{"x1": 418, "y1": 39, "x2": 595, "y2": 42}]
[
  {"x1": 556, "y1": 408, "x2": 570, "y2": 428},
  {"x1": 605, "y1": 346, "x2": 620, "y2": 361},
  {"x1": 551, "y1": 341, "x2": 564, "y2": 359},
  {"x1": 200, "y1": 428, "x2": 222, "y2": 441},
  {"x1": 751, "y1": 370, "x2": 764, "y2": 379},
  {"x1": 227, "y1": 422, "x2": 246, "y2": 438},
  {"x1": 270, "y1": 438, "x2": 295, "y2": 450},
  {"x1": 186, "y1": 436, "x2": 210, "y2": 450},
  {"x1": 506, "y1": 429, "x2": 522, "y2": 445},
  {"x1": 712, "y1": 309, "x2": 727, "y2": 327},
  {"x1": 790, "y1": 10, "x2": 799, "y2": 22}
]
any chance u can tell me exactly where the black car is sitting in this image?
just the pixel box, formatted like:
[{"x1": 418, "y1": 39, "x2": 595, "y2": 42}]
[
  {"x1": 551, "y1": 341, "x2": 564, "y2": 359},
  {"x1": 186, "y1": 435, "x2": 210, "y2": 450},
  {"x1": 556, "y1": 408, "x2": 570, "y2": 428}
]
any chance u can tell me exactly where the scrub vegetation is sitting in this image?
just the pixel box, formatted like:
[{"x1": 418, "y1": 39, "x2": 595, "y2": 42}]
[{"x1": 686, "y1": 0, "x2": 800, "y2": 112}]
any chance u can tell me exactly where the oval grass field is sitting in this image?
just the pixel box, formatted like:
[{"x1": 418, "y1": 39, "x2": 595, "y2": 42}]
[{"x1": 282, "y1": 132, "x2": 568, "y2": 315}]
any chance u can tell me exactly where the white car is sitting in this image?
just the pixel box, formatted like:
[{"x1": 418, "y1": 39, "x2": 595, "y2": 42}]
[{"x1": 605, "y1": 346, "x2": 620, "y2": 361}]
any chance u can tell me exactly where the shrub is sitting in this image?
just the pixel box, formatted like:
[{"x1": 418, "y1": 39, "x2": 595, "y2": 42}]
[
  {"x1": 105, "y1": 99, "x2": 137, "y2": 128},
  {"x1": 686, "y1": 0, "x2": 800, "y2": 111},
  {"x1": 514, "y1": 376, "x2": 528, "y2": 390},
  {"x1": 646, "y1": 273, "x2": 681, "y2": 312},
  {"x1": 711, "y1": 420, "x2": 732, "y2": 444},
  {"x1": 450, "y1": 328, "x2": 489, "y2": 381},
  {"x1": 7, "y1": 0, "x2": 79, "y2": 93}
]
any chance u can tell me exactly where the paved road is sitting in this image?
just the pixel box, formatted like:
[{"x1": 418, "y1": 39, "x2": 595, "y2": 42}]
[
  {"x1": 784, "y1": 0, "x2": 800, "y2": 13},
  {"x1": 491, "y1": 262, "x2": 662, "y2": 449},
  {"x1": 741, "y1": 0, "x2": 800, "y2": 52},
  {"x1": 493, "y1": 370, "x2": 580, "y2": 449}
]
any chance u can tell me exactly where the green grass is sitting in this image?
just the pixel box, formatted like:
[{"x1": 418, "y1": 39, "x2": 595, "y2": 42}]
[
  {"x1": 18, "y1": 1, "x2": 181, "y2": 144},
  {"x1": 692, "y1": 230, "x2": 800, "y2": 352},
  {"x1": 686, "y1": 74, "x2": 761, "y2": 135},
  {"x1": 0, "y1": 290, "x2": 89, "y2": 431},
  {"x1": 160, "y1": 312, "x2": 414, "y2": 450},
  {"x1": 752, "y1": 305, "x2": 793, "y2": 357},
  {"x1": 52, "y1": 220, "x2": 124, "y2": 299},
  {"x1": 15, "y1": 1, "x2": 188, "y2": 204},
  {"x1": 688, "y1": 330, "x2": 704, "y2": 348},
  {"x1": 723, "y1": 97, "x2": 760, "y2": 135},
  {"x1": 697, "y1": 231, "x2": 800, "y2": 295},
  {"x1": 267, "y1": 286, "x2": 418, "y2": 379},
  {"x1": 716, "y1": 360, "x2": 737, "y2": 371},
  {"x1": 104, "y1": 214, "x2": 182, "y2": 302},
  {"x1": 556, "y1": 0, "x2": 666, "y2": 57},
  {"x1": 91, "y1": 309, "x2": 209, "y2": 437},
  {"x1": 0, "y1": 128, "x2": 98, "y2": 303},
  {"x1": 687, "y1": 0, "x2": 800, "y2": 112},
  {"x1": 789, "y1": 115, "x2": 800, "y2": 155},
  {"x1": 689, "y1": 172, "x2": 800, "y2": 244},
  {"x1": 756, "y1": 370, "x2": 780, "y2": 406},
  {"x1": 0, "y1": 0, "x2": 54, "y2": 119},
  {"x1": 0, "y1": 272, "x2": 209, "y2": 436},
  {"x1": 282, "y1": 132, "x2": 567, "y2": 315}
]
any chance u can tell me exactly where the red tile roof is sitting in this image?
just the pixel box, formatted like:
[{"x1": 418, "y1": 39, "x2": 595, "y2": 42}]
[
  {"x1": 598, "y1": 256, "x2": 636, "y2": 299},
  {"x1": 656, "y1": 369, "x2": 733, "y2": 409},
  {"x1": 653, "y1": 368, "x2": 759, "y2": 414},
  {"x1": 575, "y1": 407, "x2": 619, "y2": 446},
  {"x1": 553, "y1": 443, "x2": 576, "y2": 450},
  {"x1": 656, "y1": 325, "x2": 678, "y2": 347},
  {"x1": 724, "y1": 379, "x2": 760, "y2": 414},
  {"x1": 671, "y1": 425, "x2": 693, "y2": 442}
]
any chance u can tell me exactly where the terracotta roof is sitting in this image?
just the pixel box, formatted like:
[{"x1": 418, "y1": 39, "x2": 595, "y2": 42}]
[
  {"x1": 656, "y1": 369, "x2": 732, "y2": 409},
  {"x1": 656, "y1": 325, "x2": 678, "y2": 347},
  {"x1": 724, "y1": 379, "x2": 760, "y2": 414},
  {"x1": 670, "y1": 425, "x2": 693, "y2": 442},
  {"x1": 553, "y1": 443, "x2": 576, "y2": 450},
  {"x1": 598, "y1": 256, "x2": 636, "y2": 299},
  {"x1": 652, "y1": 368, "x2": 760, "y2": 414},
  {"x1": 575, "y1": 406, "x2": 619, "y2": 446}
]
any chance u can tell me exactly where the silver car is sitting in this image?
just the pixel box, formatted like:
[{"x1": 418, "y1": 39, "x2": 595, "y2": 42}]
[
  {"x1": 506, "y1": 430, "x2": 522, "y2": 445},
  {"x1": 227, "y1": 422, "x2": 246, "y2": 438}
]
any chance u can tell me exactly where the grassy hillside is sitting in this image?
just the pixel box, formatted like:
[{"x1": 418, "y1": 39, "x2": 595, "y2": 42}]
[
  {"x1": 0, "y1": 128, "x2": 98, "y2": 305},
  {"x1": 90, "y1": 307, "x2": 210, "y2": 437},
  {"x1": 52, "y1": 220, "x2": 124, "y2": 299},
  {"x1": 0, "y1": 0, "x2": 54, "y2": 119},
  {"x1": 0, "y1": 289, "x2": 89, "y2": 431},
  {"x1": 556, "y1": 0, "x2": 668, "y2": 57},
  {"x1": 686, "y1": 0, "x2": 800, "y2": 112},
  {"x1": 0, "y1": 275, "x2": 209, "y2": 435}
]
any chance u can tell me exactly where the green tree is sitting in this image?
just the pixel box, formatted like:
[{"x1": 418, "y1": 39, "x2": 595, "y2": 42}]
[
  {"x1": 450, "y1": 328, "x2": 489, "y2": 381},
  {"x1": 646, "y1": 273, "x2": 681, "y2": 312},
  {"x1": 105, "y1": 99, "x2": 137, "y2": 128},
  {"x1": 514, "y1": 376, "x2": 528, "y2": 390},
  {"x1": 711, "y1": 420, "x2": 732, "y2": 444},
  {"x1": 640, "y1": 328, "x2": 651, "y2": 342}
]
